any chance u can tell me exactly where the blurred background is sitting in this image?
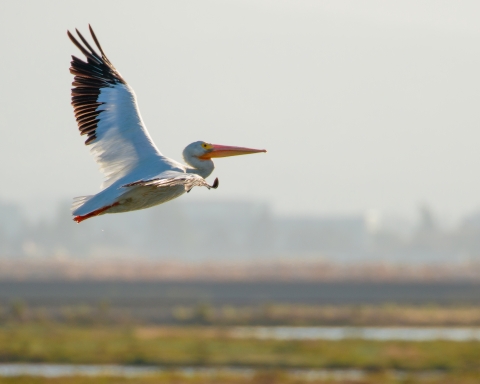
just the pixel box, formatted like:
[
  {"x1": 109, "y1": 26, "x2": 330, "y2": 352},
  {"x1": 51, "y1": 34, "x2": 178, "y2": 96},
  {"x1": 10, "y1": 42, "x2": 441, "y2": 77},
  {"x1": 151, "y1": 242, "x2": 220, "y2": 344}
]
[{"x1": 1, "y1": 1, "x2": 480, "y2": 383}]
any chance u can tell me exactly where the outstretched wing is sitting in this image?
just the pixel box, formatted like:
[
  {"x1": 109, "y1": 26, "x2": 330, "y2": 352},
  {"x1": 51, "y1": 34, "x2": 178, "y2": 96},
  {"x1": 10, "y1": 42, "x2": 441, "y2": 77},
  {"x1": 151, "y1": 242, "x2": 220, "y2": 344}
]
[
  {"x1": 68, "y1": 26, "x2": 177, "y2": 189},
  {"x1": 123, "y1": 174, "x2": 219, "y2": 193}
]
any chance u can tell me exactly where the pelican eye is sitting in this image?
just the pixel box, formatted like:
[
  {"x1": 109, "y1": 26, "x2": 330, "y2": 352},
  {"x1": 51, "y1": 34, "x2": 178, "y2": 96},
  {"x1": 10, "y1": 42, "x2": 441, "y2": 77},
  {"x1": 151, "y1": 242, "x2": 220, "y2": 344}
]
[{"x1": 202, "y1": 143, "x2": 213, "y2": 150}]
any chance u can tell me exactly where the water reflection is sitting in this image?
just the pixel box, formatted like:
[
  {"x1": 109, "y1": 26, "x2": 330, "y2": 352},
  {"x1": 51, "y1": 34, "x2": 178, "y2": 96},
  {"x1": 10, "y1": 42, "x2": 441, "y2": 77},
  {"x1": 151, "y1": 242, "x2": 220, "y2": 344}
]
[
  {"x1": 0, "y1": 364, "x2": 363, "y2": 380},
  {"x1": 232, "y1": 326, "x2": 480, "y2": 341},
  {"x1": 0, "y1": 364, "x2": 161, "y2": 377}
]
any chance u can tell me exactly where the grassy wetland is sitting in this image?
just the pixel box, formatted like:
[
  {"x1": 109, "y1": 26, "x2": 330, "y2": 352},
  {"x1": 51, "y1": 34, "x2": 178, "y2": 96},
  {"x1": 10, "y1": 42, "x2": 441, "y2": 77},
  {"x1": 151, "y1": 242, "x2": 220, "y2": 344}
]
[
  {"x1": 1, "y1": 372, "x2": 480, "y2": 384},
  {"x1": 0, "y1": 323, "x2": 479, "y2": 383},
  {"x1": 1, "y1": 282, "x2": 480, "y2": 383},
  {"x1": 0, "y1": 324, "x2": 479, "y2": 369}
]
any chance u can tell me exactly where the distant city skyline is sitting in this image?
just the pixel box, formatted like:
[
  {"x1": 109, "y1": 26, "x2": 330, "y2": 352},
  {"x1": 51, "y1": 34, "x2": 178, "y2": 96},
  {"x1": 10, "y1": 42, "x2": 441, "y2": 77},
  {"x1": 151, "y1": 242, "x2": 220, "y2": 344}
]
[{"x1": 2, "y1": 197, "x2": 480, "y2": 265}]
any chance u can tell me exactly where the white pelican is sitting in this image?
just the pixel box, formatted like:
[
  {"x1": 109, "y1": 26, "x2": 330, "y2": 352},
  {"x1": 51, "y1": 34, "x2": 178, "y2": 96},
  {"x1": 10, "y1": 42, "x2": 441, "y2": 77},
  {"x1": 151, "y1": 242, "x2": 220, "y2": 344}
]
[{"x1": 67, "y1": 26, "x2": 266, "y2": 223}]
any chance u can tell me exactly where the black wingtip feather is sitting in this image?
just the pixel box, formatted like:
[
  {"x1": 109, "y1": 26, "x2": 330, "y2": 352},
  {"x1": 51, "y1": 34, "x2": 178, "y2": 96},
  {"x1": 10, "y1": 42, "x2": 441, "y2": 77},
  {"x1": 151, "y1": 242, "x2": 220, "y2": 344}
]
[
  {"x1": 75, "y1": 28, "x2": 102, "y2": 63},
  {"x1": 89, "y1": 24, "x2": 107, "y2": 59},
  {"x1": 85, "y1": 134, "x2": 97, "y2": 145},
  {"x1": 68, "y1": 25, "x2": 126, "y2": 146},
  {"x1": 68, "y1": 30, "x2": 98, "y2": 64}
]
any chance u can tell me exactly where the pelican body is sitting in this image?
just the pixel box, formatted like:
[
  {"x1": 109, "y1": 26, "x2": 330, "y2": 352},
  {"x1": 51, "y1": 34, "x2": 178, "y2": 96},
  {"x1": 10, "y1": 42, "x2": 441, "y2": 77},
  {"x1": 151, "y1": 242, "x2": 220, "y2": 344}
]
[{"x1": 68, "y1": 26, "x2": 266, "y2": 223}]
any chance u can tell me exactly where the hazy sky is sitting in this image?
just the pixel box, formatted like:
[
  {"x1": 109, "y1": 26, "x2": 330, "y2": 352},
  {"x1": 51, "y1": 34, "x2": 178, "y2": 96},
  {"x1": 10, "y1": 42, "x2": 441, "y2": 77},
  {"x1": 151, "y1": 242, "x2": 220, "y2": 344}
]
[{"x1": 1, "y1": 0, "x2": 480, "y2": 220}]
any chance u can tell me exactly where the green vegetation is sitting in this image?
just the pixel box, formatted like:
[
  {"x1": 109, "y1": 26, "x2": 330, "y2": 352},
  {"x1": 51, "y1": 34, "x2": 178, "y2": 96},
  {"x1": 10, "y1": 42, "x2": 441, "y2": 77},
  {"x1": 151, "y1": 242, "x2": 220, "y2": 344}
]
[
  {"x1": 2, "y1": 303, "x2": 480, "y2": 383},
  {"x1": 1, "y1": 372, "x2": 480, "y2": 384},
  {"x1": 0, "y1": 325, "x2": 479, "y2": 372}
]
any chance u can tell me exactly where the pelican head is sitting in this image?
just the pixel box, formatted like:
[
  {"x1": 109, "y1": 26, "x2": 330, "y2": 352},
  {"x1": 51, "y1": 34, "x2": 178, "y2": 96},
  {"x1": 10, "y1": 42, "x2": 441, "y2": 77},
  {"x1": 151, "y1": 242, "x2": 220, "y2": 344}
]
[{"x1": 183, "y1": 141, "x2": 266, "y2": 177}]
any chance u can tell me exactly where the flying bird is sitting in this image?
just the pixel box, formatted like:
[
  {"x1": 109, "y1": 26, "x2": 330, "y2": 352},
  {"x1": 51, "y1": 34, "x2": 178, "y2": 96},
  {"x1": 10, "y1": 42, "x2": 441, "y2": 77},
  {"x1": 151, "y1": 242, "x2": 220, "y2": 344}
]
[{"x1": 67, "y1": 26, "x2": 266, "y2": 223}]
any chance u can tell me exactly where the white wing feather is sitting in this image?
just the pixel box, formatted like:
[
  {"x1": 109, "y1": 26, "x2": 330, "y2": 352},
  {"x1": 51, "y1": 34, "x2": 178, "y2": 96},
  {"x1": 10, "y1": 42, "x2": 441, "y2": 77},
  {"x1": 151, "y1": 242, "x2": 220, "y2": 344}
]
[
  {"x1": 68, "y1": 27, "x2": 184, "y2": 191},
  {"x1": 123, "y1": 173, "x2": 219, "y2": 192},
  {"x1": 92, "y1": 84, "x2": 179, "y2": 189}
]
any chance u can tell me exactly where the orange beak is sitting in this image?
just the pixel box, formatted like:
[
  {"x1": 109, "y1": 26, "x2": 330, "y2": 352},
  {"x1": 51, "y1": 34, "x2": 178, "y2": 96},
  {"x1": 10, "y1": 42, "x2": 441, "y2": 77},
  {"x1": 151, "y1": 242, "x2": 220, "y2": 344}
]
[{"x1": 199, "y1": 144, "x2": 267, "y2": 160}]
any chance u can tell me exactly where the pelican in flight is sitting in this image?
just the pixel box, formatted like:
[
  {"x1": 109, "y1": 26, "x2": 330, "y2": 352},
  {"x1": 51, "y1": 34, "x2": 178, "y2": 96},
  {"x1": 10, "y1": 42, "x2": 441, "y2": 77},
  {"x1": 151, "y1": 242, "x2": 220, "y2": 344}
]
[{"x1": 67, "y1": 26, "x2": 266, "y2": 223}]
